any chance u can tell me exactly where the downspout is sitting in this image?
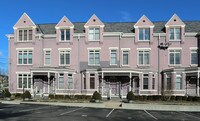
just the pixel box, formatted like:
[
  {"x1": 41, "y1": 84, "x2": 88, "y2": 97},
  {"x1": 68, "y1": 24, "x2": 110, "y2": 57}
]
[
  {"x1": 158, "y1": 33, "x2": 160, "y2": 95},
  {"x1": 78, "y1": 34, "x2": 82, "y2": 93},
  {"x1": 119, "y1": 32, "x2": 122, "y2": 67}
]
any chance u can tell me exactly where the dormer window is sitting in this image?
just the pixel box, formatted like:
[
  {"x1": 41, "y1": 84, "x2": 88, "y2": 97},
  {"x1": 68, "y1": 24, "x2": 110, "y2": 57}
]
[
  {"x1": 170, "y1": 28, "x2": 181, "y2": 41},
  {"x1": 89, "y1": 27, "x2": 100, "y2": 41},
  {"x1": 60, "y1": 29, "x2": 70, "y2": 41},
  {"x1": 139, "y1": 28, "x2": 150, "y2": 41},
  {"x1": 18, "y1": 29, "x2": 33, "y2": 42}
]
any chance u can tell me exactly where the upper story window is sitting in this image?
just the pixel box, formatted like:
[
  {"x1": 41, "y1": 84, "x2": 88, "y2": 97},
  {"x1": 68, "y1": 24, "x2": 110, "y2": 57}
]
[
  {"x1": 18, "y1": 50, "x2": 33, "y2": 65},
  {"x1": 122, "y1": 50, "x2": 129, "y2": 66},
  {"x1": 44, "y1": 50, "x2": 51, "y2": 66},
  {"x1": 110, "y1": 50, "x2": 117, "y2": 65},
  {"x1": 138, "y1": 50, "x2": 150, "y2": 66},
  {"x1": 170, "y1": 28, "x2": 181, "y2": 41},
  {"x1": 60, "y1": 29, "x2": 70, "y2": 41},
  {"x1": 89, "y1": 50, "x2": 100, "y2": 65},
  {"x1": 139, "y1": 28, "x2": 150, "y2": 41},
  {"x1": 18, "y1": 29, "x2": 33, "y2": 42},
  {"x1": 59, "y1": 50, "x2": 70, "y2": 66},
  {"x1": 89, "y1": 27, "x2": 100, "y2": 41},
  {"x1": 169, "y1": 49, "x2": 181, "y2": 66},
  {"x1": 191, "y1": 49, "x2": 198, "y2": 65}
]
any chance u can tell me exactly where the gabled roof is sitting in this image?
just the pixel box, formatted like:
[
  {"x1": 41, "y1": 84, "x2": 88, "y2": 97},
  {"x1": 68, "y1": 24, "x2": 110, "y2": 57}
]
[
  {"x1": 165, "y1": 14, "x2": 185, "y2": 27},
  {"x1": 55, "y1": 16, "x2": 74, "y2": 29},
  {"x1": 134, "y1": 15, "x2": 154, "y2": 28},
  {"x1": 84, "y1": 14, "x2": 104, "y2": 27},
  {"x1": 13, "y1": 13, "x2": 36, "y2": 29},
  {"x1": 35, "y1": 21, "x2": 200, "y2": 34}
]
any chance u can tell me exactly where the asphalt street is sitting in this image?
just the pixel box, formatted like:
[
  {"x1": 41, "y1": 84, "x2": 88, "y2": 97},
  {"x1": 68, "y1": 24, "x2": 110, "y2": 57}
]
[{"x1": 0, "y1": 104, "x2": 200, "y2": 121}]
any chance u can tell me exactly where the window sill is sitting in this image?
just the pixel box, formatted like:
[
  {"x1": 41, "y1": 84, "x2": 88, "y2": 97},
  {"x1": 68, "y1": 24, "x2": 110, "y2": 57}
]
[
  {"x1": 190, "y1": 64, "x2": 198, "y2": 67},
  {"x1": 169, "y1": 40, "x2": 181, "y2": 42},
  {"x1": 59, "y1": 40, "x2": 71, "y2": 42},
  {"x1": 138, "y1": 40, "x2": 150, "y2": 42},
  {"x1": 88, "y1": 40, "x2": 100, "y2": 42},
  {"x1": 168, "y1": 64, "x2": 181, "y2": 67},
  {"x1": 121, "y1": 65, "x2": 129, "y2": 67},
  {"x1": 137, "y1": 65, "x2": 150, "y2": 67},
  {"x1": 59, "y1": 65, "x2": 70, "y2": 67},
  {"x1": 17, "y1": 64, "x2": 33, "y2": 66},
  {"x1": 110, "y1": 64, "x2": 118, "y2": 66},
  {"x1": 88, "y1": 64, "x2": 100, "y2": 66}
]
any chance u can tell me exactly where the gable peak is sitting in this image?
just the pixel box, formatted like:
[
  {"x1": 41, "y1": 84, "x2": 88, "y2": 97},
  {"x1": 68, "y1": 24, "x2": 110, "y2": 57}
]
[
  {"x1": 55, "y1": 16, "x2": 74, "y2": 29},
  {"x1": 84, "y1": 14, "x2": 104, "y2": 27},
  {"x1": 13, "y1": 13, "x2": 36, "y2": 29}
]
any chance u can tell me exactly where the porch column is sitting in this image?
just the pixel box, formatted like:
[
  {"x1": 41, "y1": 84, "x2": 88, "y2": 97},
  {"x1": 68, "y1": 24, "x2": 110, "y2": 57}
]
[
  {"x1": 197, "y1": 72, "x2": 199, "y2": 96},
  {"x1": 101, "y1": 72, "x2": 104, "y2": 95},
  {"x1": 163, "y1": 73, "x2": 167, "y2": 91},
  {"x1": 129, "y1": 72, "x2": 132, "y2": 91},
  {"x1": 139, "y1": 73, "x2": 143, "y2": 95},
  {"x1": 31, "y1": 72, "x2": 33, "y2": 95},
  {"x1": 86, "y1": 72, "x2": 90, "y2": 90},
  {"x1": 148, "y1": 72, "x2": 152, "y2": 90},
  {"x1": 171, "y1": 72, "x2": 176, "y2": 90},
  {"x1": 48, "y1": 72, "x2": 50, "y2": 94},
  {"x1": 95, "y1": 72, "x2": 98, "y2": 90},
  {"x1": 182, "y1": 72, "x2": 186, "y2": 92}
]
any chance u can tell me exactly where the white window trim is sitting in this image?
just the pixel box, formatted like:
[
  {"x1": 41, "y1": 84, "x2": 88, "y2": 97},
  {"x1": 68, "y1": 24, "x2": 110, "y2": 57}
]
[
  {"x1": 137, "y1": 49, "x2": 150, "y2": 66},
  {"x1": 17, "y1": 49, "x2": 33, "y2": 65},
  {"x1": 17, "y1": 29, "x2": 33, "y2": 42},
  {"x1": 110, "y1": 49, "x2": 117, "y2": 65},
  {"x1": 17, "y1": 73, "x2": 31, "y2": 89},
  {"x1": 138, "y1": 28, "x2": 150, "y2": 41},
  {"x1": 169, "y1": 27, "x2": 181, "y2": 41},
  {"x1": 59, "y1": 49, "x2": 71, "y2": 66},
  {"x1": 88, "y1": 27, "x2": 100, "y2": 41},
  {"x1": 44, "y1": 50, "x2": 51, "y2": 66},
  {"x1": 88, "y1": 49, "x2": 100, "y2": 66},
  {"x1": 190, "y1": 48, "x2": 198, "y2": 66},
  {"x1": 59, "y1": 29, "x2": 71, "y2": 42},
  {"x1": 168, "y1": 48, "x2": 182, "y2": 66},
  {"x1": 58, "y1": 73, "x2": 64, "y2": 90},
  {"x1": 121, "y1": 49, "x2": 130, "y2": 66},
  {"x1": 67, "y1": 73, "x2": 74, "y2": 89}
]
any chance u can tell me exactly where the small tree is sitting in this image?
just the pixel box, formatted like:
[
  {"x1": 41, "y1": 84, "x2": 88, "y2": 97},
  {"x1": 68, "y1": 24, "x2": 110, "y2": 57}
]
[
  {"x1": 92, "y1": 91, "x2": 102, "y2": 101},
  {"x1": 3, "y1": 88, "x2": 11, "y2": 98},
  {"x1": 126, "y1": 91, "x2": 134, "y2": 101},
  {"x1": 22, "y1": 90, "x2": 31, "y2": 99}
]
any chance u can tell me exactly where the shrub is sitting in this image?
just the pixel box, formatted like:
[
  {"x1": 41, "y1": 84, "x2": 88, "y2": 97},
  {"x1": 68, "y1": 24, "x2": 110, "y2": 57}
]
[
  {"x1": 22, "y1": 90, "x2": 31, "y2": 99},
  {"x1": 3, "y1": 89, "x2": 11, "y2": 98},
  {"x1": 193, "y1": 97, "x2": 200, "y2": 102},
  {"x1": 91, "y1": 91, "x2": 102, "y2": 100},
  {"x1": 55, "y1": 95, "x2": 65, "y2": 99},
  {"x1": 49, "y1": 94, "x2": 55, "y2": 99},
  {"x1": 187, "y1": 96, "x2": 193, "y2": 101},
  {"x1": 126, "y1": 91, "x2": 134, "y2": 101},
  {"x1": 175, "y1": 96, "x2": 182, "y2": 101}
]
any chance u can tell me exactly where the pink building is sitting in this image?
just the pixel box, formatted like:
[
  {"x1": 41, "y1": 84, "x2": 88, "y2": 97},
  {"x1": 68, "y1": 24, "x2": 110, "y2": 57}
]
[{"x1": 7, "y1": 13, "x2": 200, "y2": 98}]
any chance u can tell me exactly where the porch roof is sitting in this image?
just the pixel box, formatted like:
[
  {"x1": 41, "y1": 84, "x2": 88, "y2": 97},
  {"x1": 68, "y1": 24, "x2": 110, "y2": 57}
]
[{"x1": 30, "y1": 67, "x2": 76, "y2": 73}]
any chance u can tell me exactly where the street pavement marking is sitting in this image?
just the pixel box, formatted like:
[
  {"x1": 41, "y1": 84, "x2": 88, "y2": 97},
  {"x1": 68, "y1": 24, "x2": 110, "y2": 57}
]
[
  {"x1": 19, "y1": 106, "x2": 53, "y2": 112},
  {"x1": 144, "y1": 110, "x2": 158, "y2": 120},
  {"x1": 60, "y1": 107, "x2": 85, "y2": 116},
  {"x1": 178, "y1": 111, "x2": 200, "y2": 120},
  {"x1": 106, "y1": 108, "x2": 114, "y2": 118},
  {"x1": 82, "y1": 115, "x2": 87, "y2": 117}
]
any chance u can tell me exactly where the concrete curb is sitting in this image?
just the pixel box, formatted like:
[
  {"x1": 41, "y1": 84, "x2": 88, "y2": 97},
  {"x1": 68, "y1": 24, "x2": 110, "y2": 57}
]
[
  {"x1": 122, "y1": 103, "x2": 200, "y2": 112},
  {"x1": 1, "y1": 101, "x2": 21, "y2": 105}
]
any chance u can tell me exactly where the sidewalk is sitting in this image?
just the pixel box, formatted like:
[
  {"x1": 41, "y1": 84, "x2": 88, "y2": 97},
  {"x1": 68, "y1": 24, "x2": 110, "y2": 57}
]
[{"x1": 1, "y1": 100, "x2": 200, "y2": 112}]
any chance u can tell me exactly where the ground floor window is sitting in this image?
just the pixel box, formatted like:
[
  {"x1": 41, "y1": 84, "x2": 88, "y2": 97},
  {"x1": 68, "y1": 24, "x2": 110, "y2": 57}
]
[
  {"x1": 176, "y1": 75, "x2": 182, "y2": 90},
  {"x1": 90, "y1": 74, "x2": 95, "y2": 89},
  {"x1": 58, "y1": 73, "x2": 64, "y2": 89},
  {"x1": 68, "y1": 74, "x2": 73, "y2": 89},
  {"x1": 18, "y1": 74, "x2": 31, "y2": 89},
  {"x1": 152, "y1": 74, "x2": 155, "y2": 90},
  {"x1": 143, "y1": 74, "x2": 149, "y2": 89}
]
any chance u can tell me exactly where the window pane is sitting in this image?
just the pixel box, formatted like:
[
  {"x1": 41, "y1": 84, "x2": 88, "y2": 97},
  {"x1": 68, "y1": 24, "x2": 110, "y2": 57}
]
[
  {"x1": 95, "y1": 53, "x2": 100, "y2": 64},
  {"x1": 89, "y1": 53, "x2": 94, "y2": 64},
  {"x1": 175, "y1": 53, "x2": 180, "y2": 64},
  {"x1": 29, "y1": 30, "x2": 32, "y2": 40},
  {"x1": 24, "y1": 30, "x2": 27, "y2": 41},
  {"x1": 139, "y1": 51, "x2": 143, "y2": 65},
  {"x1": 191, "y1": 50, "x2": 197, "y2": 65},
  {"x1": 175, "y1": 28, "x2": 181, "y2": 40},
  {"x1": 61, "y1": 30, "x2": 65, "y2": 41},
  {"x1": 60, "y1": 53, "x2": 64, "y2": 65},
  {"x1": 18, "y1": 52, "x2": 23, "y2": 64},
  {"x1": 95, "y1": 28, "x2": 100, "y2": 40},
  {"x1": 143, "y1": 78, "x2": 148, "y2": 89},
  {"x1": 28, "y1": 52, "x2": 32, "y2": 64},
  {"x1": 123, "y1": 52, "x2": 128, "y2": 65},
  {"x1": 170, "y1": 28, "x2": 174, "y2": 40},
  {"x1": 145, "y1": 29, "x2": 150, "y2": 40},
  {"x1": 23, "y1": 52, "x2": 27, "y2": 64},
  {"x1": 19, "y1": 30, "x2": 23, "y2": 41},
  {"x1": 18, "y1": 76, "x2": 22, "y2": 88},
  {"x1": 23, "y1": 75, "x2": 27, "y2": 88},
  {"x1": 66, "y1": 53, "x2": 70, "y2": 64},
  {"x1": 144, "y1": 51, "x2": 149, "y2": 64},
  {"x1": 176, "y1": 77, "x2": 182, "y2": 90},
  {"x1": 68, "y1": 75, "x2": 73, "y2": 89},
  {"x1": 170, "y1": 53, "x2": 174, "y2": 64},
  {"x1": 59, "y1": 77, "x2": 64, "y2": 89},
  {"x1": 89, "y1": 29, "x2": 94, "y2": 40},
  {"x1": 28, "y1": 76, "x2": 31, "y2": 88},
  {"x1": 66, "y1": 29, "x2": 70, "y2": 40},
  {"x1": 111, "y1": 51, "x2": 117, "y2": 64},
  {"x1": 139, "y1": 29, "x2": 143, "y2": 40},
  {"x1": 167, "y1": 77, "x2": 171, "y2": 90}
]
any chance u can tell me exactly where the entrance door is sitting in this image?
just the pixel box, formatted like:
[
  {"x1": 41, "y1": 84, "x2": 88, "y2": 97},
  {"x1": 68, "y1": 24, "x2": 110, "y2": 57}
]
[{"x1": 110, "y1": 82, "x2": 120, "y2": 96}]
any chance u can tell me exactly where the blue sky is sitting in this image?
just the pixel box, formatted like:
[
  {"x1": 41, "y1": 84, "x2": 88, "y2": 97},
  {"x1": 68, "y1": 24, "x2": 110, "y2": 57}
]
[{"x1": 0, "y1": 0, "x2": 200, "y2": 72}]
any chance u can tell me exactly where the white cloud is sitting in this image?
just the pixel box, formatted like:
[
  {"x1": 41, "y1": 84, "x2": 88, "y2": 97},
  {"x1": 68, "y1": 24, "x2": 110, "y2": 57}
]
[{"x1": 120, "y1": 11, "x2": 132, "y2": 22}]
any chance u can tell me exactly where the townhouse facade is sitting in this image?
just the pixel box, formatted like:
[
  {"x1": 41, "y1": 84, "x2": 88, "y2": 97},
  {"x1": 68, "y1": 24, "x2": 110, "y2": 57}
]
[{"x1": 7, "y1": 13, "x2": 200, "y2": 98}]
